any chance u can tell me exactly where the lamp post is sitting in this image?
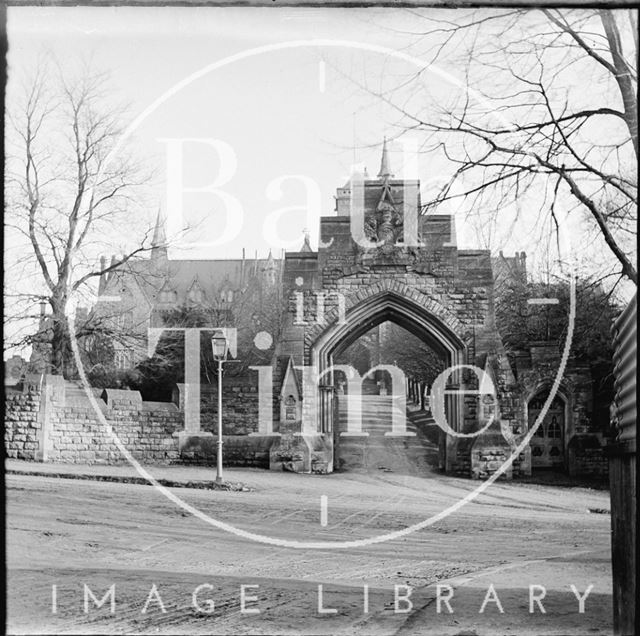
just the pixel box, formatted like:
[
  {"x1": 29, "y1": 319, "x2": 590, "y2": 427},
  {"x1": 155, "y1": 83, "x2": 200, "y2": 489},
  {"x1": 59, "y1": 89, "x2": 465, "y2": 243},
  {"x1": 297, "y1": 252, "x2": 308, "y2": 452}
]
[{"x1": 211, "y1": 331, "x2": 229, "y2": 485}]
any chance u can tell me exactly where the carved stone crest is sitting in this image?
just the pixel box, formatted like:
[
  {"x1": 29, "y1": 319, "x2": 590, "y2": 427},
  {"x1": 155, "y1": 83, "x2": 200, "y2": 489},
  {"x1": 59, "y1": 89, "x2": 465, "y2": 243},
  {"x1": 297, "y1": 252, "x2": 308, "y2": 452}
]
[{"x1": 364, "y1": 202, "x2": 403, "y2": 245}]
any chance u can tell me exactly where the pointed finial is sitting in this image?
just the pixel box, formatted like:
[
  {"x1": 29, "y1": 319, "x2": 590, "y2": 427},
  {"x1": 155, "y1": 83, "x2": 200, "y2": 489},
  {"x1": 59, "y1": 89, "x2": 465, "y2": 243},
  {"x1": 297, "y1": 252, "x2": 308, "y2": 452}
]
[
  {"x1": 300, "y1": 229, "x2": 312, "y2": 253},
  {"x1": 98, "y1": 255, "x2": 108, "y2": 294},
  {"x1": 377, "y1": 137, "x2": 394, "y2": 179},
  {"x1": 152, "y1": 206, "x2": 167, "y2": 246},
  {"x1": 151, "y1": 205, "x2": 168, "y2": 261}
]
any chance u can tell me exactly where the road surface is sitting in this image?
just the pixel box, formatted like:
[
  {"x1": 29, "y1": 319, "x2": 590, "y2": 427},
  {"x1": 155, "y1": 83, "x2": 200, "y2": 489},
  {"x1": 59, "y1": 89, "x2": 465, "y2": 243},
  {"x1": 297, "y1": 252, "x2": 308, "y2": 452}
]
[{"x1": 6, "y1": 467, "x2": 613, "y2": 635}]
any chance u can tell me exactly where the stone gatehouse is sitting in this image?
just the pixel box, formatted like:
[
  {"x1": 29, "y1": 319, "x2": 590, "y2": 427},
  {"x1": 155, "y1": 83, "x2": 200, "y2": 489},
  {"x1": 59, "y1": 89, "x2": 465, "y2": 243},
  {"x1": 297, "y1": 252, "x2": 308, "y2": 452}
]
[
  {"x1": 12, "y1": 144, "x2": 611, "y2": 479},
  {"x1": 256, "y1": 144, "x2": 527, "y2": 477}
]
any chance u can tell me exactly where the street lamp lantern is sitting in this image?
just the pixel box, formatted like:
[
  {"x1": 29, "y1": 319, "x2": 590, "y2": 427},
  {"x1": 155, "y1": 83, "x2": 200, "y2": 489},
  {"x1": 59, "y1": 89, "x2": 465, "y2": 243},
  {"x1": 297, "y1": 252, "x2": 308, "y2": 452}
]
[
  {"x1": 211, "y1": 331, "x2": 229, "y2": 360},
  {"x1": 211, "y1": 330, "x2": 229, "y2": 485}
]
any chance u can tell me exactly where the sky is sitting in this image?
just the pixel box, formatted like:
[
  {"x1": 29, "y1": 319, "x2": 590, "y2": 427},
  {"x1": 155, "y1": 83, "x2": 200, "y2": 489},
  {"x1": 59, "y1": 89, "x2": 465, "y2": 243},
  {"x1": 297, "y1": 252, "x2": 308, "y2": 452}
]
[
  {"x1": 5, "y1": 6, "x2": 636, "y2": 357},
  {"x1": 7, "y1": 6, "x2": 541, "y2": 260},
  {"x1": 7, "y1": 7, "x2": 442, "y2": 258}
]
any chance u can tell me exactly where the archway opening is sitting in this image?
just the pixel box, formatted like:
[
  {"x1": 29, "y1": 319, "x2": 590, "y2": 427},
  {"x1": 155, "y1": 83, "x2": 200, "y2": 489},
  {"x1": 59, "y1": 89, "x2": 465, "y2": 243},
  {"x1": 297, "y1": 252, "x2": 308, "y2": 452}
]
[
  {"x1": 309, "y1": 291, "x2": 467, "y2": 474},
  {"x1": 333, "y1": 319, "x2": 446, "y2": 441}
]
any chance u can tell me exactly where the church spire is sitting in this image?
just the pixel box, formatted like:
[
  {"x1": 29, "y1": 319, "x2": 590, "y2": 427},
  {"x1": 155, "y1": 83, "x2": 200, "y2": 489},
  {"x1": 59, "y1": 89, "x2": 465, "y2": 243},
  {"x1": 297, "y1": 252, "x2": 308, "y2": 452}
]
[
  {"x1": 151, "y1": 206, "x2": 167, "y2": 260},
  {"x1": 263, "y1": 249, "x2": 277, "y2": 285},
  {"x1": 377, "y1": 137, "x2": 394, "y2": 179},
  {"x1": 98, "y1": 255, "x2": 108, "y2": 295}
]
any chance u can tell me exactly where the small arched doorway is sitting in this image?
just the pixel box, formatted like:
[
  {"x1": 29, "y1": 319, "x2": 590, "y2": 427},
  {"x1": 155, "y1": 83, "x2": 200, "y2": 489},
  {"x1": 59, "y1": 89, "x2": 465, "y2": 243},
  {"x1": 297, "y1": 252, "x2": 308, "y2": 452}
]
[{"x1": 527, "y1": 390, "x2": 567, "y2": 469}]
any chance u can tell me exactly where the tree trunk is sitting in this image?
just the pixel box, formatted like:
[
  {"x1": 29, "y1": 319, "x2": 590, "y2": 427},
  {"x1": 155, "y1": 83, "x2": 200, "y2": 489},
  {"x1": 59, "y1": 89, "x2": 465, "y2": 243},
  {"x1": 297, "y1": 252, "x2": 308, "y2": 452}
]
[
  {"x1": 600, "y1": 11, "x2": 638, "y2": 159},
  {"x1": 49, "y1": 296, "x2": 75, "y2": 378}
]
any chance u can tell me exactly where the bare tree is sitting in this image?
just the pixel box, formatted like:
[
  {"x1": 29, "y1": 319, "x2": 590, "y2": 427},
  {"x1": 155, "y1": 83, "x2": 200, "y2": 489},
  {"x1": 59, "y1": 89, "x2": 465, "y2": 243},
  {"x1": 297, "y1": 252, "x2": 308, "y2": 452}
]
[
  {"x1": 335, "y1": 324, "x2": 445, "y2": 384},
  {"x1": 354, "y1": 9, "x2": 637, "y2": 285},
  {"x1": 5, "y1": 63, "x2": 156, "y2": 377},
  {"x1": 495, "y1": 274, "x2": 620, "y2": 364},
  {"x1": 128, "y1": 276, "x2": 283, "y2": 399}
]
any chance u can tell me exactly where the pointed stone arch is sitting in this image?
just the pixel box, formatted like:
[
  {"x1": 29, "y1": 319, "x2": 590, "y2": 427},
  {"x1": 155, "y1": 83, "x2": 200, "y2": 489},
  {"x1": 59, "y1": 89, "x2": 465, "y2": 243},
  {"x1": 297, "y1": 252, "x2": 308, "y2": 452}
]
[
  {"x1": 306, "y1": 282, "x2": 467, "y2": 371},
  {"x1": 302, "y1": 287, "x2": 468, "y2": 439}
]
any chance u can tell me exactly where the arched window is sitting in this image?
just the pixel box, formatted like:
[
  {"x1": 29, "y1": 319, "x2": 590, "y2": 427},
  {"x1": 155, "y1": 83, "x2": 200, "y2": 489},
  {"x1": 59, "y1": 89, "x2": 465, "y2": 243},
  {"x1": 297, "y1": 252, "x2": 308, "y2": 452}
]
[
  {"x1": 187, "y1": 278, "x2": 205, "y2": 304},
  {"x1": 158, "y1": 286, "x2": 177, "y2": 304},
  {"x1": 114, "y1": 348, "x2": 133, "y2": 370},
  {"x1": 219, "y1": 287, "x2": 233, "y2": 305}
]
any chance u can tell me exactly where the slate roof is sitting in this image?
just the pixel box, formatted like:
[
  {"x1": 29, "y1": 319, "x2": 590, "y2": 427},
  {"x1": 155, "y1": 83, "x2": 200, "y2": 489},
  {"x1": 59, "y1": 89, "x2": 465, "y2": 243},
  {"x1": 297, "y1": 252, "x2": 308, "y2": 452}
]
[{"x1": 103, "y1": 255, "x2": 282, "y2": 308}]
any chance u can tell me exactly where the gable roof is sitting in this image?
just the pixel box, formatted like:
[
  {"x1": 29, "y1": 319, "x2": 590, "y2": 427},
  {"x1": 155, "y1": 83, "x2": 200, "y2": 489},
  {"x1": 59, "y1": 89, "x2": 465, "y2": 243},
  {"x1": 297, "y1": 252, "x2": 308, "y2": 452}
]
[
  {"x1": 101, "y1": 255, "x2": 283, "y2": 307},
  {"x1": 279, "y1": 355, "x2": 302, "y2": 399}
]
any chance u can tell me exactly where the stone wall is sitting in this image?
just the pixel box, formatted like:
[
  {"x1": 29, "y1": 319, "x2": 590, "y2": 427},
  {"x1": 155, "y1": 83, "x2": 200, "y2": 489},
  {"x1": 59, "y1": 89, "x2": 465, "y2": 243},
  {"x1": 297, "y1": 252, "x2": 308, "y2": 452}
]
[
  {"x1": 172, "y1": 375, "x2": 264, "y2": 436},
  {"x1": 199, "y1": 378, "x2": 260, "y2": 435},
  {"x1": 48, "y1": 401, "x2": 181, "y2": 465},
  {"x1": 470, "y1": 439, "x2": 531, "y2": 480},
  {"x1": 170, "y1": 376, "x2": 278, "y2": 467},
  {"x1": 5, "y1": 379, "x2": 42, "y2": 460},
  {"x1": 568, "y1": 435, "x2": 609, "y2": 477},
  {"x1": 179, "y1": 434, "x2": 277, "y2": 468},
  {"x1": 6, "y1": 375, "x2": 182, "y2": 465},
  {"x1": 5, "y1": 374, "x2": 283, "y2": 469},
  {"x1": 471, "y1": 445, "x2": 510, "y2": 480}
]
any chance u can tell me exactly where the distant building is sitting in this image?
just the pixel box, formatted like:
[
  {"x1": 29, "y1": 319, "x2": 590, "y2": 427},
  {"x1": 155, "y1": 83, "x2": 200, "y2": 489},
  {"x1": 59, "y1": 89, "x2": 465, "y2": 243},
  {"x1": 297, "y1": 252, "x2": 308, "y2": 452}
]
[{"x1": 94, "y1": 213, "x2": 284, "y2": 370}]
